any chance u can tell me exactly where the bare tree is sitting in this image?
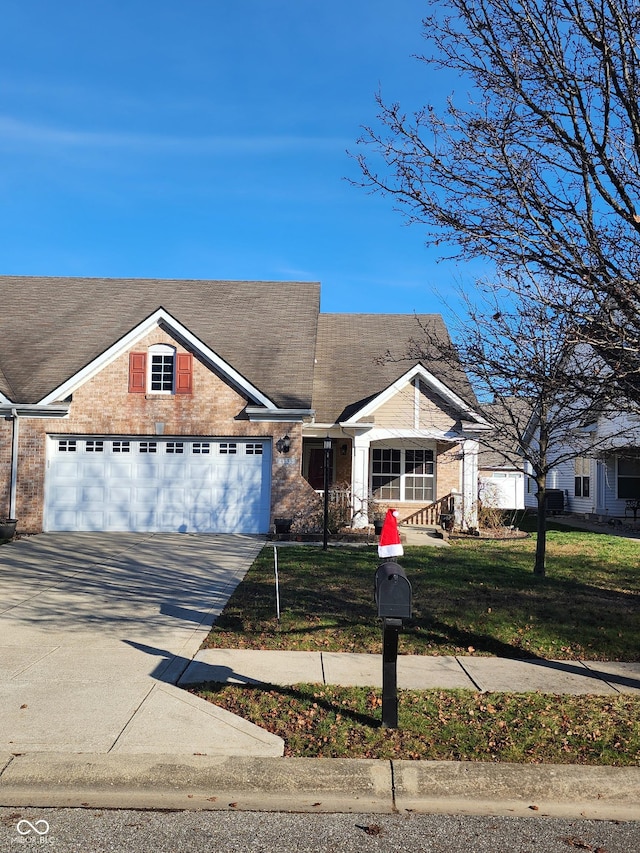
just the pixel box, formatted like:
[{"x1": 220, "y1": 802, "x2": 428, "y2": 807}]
[
  {"x1": 399, "y1": 282, "x2": 625, "y2": 576},
  {"x1": 352, "y1": 0, "x2": 640, "y2": 400}
]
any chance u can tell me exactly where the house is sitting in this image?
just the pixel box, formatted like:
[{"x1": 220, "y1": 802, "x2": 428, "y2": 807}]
[
  {"x1": 476, "y1": 400, "x2": 531, "y2": 512},
  {"x1": 522, "y1": 410, "x2": 640, "y2": 522},
  {"x1": 0, "y1": 276, "x2": 490, "y2": 535}
]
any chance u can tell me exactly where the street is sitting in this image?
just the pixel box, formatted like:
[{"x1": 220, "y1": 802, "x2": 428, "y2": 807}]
[{"x1": 1, "y1": 807, "x2": 638, "y2": 853}]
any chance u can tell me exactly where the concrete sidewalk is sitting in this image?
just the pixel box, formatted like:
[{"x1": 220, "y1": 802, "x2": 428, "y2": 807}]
[{"x1": 179, "y1": 649, "x2": 640, "y2": 695}]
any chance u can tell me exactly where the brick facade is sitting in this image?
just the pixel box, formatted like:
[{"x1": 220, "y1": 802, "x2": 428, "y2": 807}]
[
  {"x1": 8, "y1": 329, "x2": 314, "y2": 533},
  {"x1": 2, "y1": 332, "x2": 473, "y2": 536}
]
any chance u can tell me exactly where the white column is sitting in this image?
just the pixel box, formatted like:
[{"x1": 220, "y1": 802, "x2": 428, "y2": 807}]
[
  {"x1": 351, "y1": 432, "x2": 371, "y2": 528},
  {"x1": 461, "y1": 439, "x2": 479, "y2": 530}
]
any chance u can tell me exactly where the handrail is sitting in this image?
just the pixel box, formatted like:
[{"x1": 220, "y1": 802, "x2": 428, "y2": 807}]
[{"x1": 400, "y1": 493, "x2": 456, "y2": 528}]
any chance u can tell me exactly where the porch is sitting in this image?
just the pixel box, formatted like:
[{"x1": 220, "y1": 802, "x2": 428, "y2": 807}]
[{"x1": 302, "y1": 430, "x2": 478, "y2": 531}]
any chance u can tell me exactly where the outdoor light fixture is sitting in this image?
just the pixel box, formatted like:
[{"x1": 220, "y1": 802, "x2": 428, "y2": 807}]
[{"x1": 275, "y1": 434, "x2": 291, "y2": 454}]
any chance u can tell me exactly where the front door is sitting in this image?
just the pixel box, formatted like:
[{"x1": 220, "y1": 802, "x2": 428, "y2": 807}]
[{"x1": 306, "y1": 446, "x2": 334, "y2": 490}]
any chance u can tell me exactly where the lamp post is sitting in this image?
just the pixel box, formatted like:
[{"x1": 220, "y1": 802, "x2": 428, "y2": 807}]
[{"x1": 323, "y1": 435, "x2": 332, "y2": 550}]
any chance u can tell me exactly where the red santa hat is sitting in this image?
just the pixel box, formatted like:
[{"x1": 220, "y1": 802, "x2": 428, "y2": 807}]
[{"x1": 378, "y1": 508, "x2": 404, "y2": 559}]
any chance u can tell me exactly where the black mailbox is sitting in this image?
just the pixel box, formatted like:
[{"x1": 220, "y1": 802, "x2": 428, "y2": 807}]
[{"x1": 374, "y1": 561, "x2": 412, "y2": 620}]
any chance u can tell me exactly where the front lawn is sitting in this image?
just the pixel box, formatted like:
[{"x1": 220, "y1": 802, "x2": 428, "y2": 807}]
[
  {"x1": 202, "y1": 531, "x2": 640, "y2": 661},
  {"x1": 190, "y1": 683, "x2": 640, "y2": 765},
  {"x1": 194, "y1": 531, "x2": 640, "y2": 765}
]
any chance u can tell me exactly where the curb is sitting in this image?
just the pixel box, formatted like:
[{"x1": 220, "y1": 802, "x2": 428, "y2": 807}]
[{"x1": 1, "y1": 753, "x2": 639, "y2": 820}]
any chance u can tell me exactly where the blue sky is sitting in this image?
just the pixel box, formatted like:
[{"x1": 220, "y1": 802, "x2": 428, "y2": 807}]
[{"x1": 0, "y1": 0, "x2": 478, "y2": 315}]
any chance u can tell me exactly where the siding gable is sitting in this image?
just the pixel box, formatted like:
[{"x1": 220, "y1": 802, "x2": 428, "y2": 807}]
[{"x1": 362, "y1": 378, "x2": 459, "y2": 431}]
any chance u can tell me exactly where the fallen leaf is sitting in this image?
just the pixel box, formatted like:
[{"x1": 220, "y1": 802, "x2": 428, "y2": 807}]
[
  {"x1": 358, "y1": 824, "x2": 384, "y2": 836},
  {"x1": 529, "y1": 804, "x2": 539, "y2": 811},
  {"x1": 561, "y1": 837, "x2": 596, "y2": 850},
  {"x1": 19, "y1": 704, "x2": 27, "y2": 710}
]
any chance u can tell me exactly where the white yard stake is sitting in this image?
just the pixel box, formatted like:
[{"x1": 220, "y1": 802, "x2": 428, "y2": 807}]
[{"x1": 273, "y1": 546, "x2": 281, "y2": 621}]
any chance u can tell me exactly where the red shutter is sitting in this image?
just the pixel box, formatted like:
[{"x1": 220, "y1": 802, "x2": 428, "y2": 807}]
[
  {"x1": 175, "y1": 352, "x2": 193, "y2": 395},
  {"x1": 128, "y1": 352, "x2": 147, "y2": 393}
]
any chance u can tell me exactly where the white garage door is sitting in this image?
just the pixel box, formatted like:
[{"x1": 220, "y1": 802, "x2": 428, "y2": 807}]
[{"x1": 44, "y1": 437, "x2": 271, "y2": 533}]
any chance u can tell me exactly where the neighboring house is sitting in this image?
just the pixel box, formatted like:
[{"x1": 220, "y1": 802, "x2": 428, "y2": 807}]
[
  {"x1": 478, "y1": 452, "x2": 525, "y2": 512},
  {"x1": 477, "y1": 401, "x2": 530, "y2": 512},
  {"x1": 523, "y1": 411, "x2": 640, "y2": 521},
  {"x1": 0, "y1": 276, "x2": 490, "y2": 535}
]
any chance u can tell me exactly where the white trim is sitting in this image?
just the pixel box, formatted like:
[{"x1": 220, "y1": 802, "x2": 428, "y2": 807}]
[
  {"x1": 148, "y1": 343, "x2": 176, "y2": 394},
  {"x1": 38, "y1": 308, "x2": 277, "y2": 408},
  {"x1": 356, "y1": 426, "x2": 463, "y2": 443},
  {"x1": 246, "y1": 407, "x2": 314, "y2": 422},
  {"x1": 9, "y1": 412, "x2": 18, "y2": 519},
  {"x1": 0, "y1": 391, "x2": 11, "y2": 404},
  {"x1": 0, "y1": 404, "x2": 69, "y2": 418},
  {"x1": 340, "y1": 364, "x2": 489, "y2": 428},
  {"x1": 371, "y1": 443, "x2": 437, "y2": 503}
]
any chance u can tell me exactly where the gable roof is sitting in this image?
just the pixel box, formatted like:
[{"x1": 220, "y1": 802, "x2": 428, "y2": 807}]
[
  {"x1": 39, "y1": 307, "x2": 278, "y2": 409},
  {"x1": 312, "y1": 314, "x2": 479, "y2": 424},
  {"x1": 0, "y1": 276, "x2": 320, "y2": 408},
  {"x1": 477, "y1": 398, "x2": 535, "y2": 469}
]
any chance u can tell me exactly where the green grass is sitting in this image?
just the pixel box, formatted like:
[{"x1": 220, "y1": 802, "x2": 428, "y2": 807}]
[
  {"x1": 190, "y1": 683, "x2": 640, "y2": 765},
  {"x1": 195, "y1": 531, "x2": 640, "y2": 765},
  {"x1": 203, "y1": 532, "x2": 640, "y2": 661}
]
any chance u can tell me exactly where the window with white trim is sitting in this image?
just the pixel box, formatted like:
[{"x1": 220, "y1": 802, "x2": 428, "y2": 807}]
[
  {"x1": 85, "y1": 440, "x2": 104, "y2": 453},
  {"x1": 192, "y1": 442, "x2": 211, "y2": 454},
  {"x1": 166, "y1": 442, "x2": 184, "y2": 454},
  {"x1": 574, "y1": 457, "x2": 590, "y2": 497},
  {"x1": 149, "y1": 344, "x2": 175, "y2": 393},
  {"x1": 404, "y1": 449, "x2": 435, "y2": 501},
  {"x1": 219, "y1": 442, "x2": 237, "y2": 454},
  {"x1": 58, "y1": 439, "x2": 77, "y2": 452},
  {"x1": 371, "y1": 447, "x2": 435, "y2": 502},
  {"x1": 129, "y1": 347, "x2": 193, "y2": 395},
  {"x1": 245, "y1": 443, "x2": 263, "y2": 455},
  {"x1": 617, "y1": 456, "x2": 640, "y2": 499}
]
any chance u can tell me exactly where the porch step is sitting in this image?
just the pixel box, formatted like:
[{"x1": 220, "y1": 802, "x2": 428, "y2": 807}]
[{"x1": 399, "y1": 524, "x2": 448, "y2": 545}]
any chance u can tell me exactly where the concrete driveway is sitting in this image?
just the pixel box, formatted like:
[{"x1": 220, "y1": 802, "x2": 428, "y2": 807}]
[{"x1": 0, "y1": 533, "x2": 283, "y2": 756}]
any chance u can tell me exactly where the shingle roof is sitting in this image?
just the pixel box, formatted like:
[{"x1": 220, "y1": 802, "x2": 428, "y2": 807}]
[
  {"x1": 312, "y1": 314, "x2": 478, "y2": 424},
  {"x1": 0, "y1": 276, "x2": 320, "y2": 407},
  {"x1": 477, "y1": 399, "x2": 534, "y2": 469}
]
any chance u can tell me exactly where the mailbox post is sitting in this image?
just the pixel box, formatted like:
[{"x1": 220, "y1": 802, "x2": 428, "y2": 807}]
[{"x1": 374, "y1": 561, "x2": 412, "y2": 729}]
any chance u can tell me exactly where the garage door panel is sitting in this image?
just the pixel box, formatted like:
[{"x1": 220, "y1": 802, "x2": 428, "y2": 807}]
[
  {"x1": 80, "y1": 511, "x2": 109, "y2": 530},
  {"x1": 52, "y1": 485, "x2": 79, "y2": 503},
  {"x1": 45, "y1": 438, "x2": 271, "y2": 534},
  {"x1": 109, "y1": 461, "x2": 134, "y2": 477},
  {"x1": 48, "y1": 509, "x2": 78, "y2": 529},
  {"x1": 106, "y1": 508, "x2": 134, "y2": 530}
]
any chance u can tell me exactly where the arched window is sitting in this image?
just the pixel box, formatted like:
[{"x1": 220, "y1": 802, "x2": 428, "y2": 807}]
[
  {"x1": 149, "y1": 344, "x2": 175, "y2": 393},
  {"x1": 128, "y1": 345, "x2": 193, "y2": 395}
]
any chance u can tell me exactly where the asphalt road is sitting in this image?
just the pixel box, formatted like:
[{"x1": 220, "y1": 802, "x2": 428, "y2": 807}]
[{"x1": 1, "y1": 808, "x2": 639, "y2": 853}]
